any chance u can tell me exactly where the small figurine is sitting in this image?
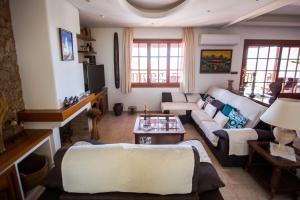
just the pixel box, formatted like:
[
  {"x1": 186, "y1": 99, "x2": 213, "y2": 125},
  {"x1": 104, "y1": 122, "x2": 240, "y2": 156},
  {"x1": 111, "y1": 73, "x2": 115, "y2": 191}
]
[
  {"x1": 73, "y1": 96, "x2": 79, "y2": 103},
  {"x1": 63, "y1": 97, "x2": 69, "y2": 107},
  {"x1": 63, "y1": 96, "x2": 80, "y2": 107}
]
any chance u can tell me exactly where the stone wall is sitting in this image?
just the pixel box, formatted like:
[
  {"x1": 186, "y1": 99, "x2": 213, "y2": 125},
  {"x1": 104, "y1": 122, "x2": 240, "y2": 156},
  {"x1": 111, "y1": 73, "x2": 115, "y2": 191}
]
[{"x1": 0, "y1": 0, "x2": 24, "y2": 137}]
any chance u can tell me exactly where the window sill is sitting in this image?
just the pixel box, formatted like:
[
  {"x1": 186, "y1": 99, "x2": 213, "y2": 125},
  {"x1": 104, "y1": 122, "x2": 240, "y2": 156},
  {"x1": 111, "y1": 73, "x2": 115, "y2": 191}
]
[{"x1": 131, "y1": 83, "x2": 180, "y2": 88}]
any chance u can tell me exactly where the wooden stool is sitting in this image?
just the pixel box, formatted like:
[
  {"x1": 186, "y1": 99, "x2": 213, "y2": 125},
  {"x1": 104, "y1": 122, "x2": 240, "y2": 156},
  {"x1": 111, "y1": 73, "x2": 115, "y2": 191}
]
[{"x1": 128, "y1": 106, "x2": 137, "y2": 115}]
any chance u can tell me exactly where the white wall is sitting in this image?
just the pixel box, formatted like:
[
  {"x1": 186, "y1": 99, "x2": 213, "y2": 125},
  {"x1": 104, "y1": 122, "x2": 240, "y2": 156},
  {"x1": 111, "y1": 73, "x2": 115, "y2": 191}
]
[
  {"x1": 92, "y1": 28, "x2": 182, "y2": 111},
  {"x1": 10, "y1": 0, "x2": 85, "y2": 109},
  {"x1": 194, "y1": 26, "x2": 300, "y2": 92},
  {"x1": 46, "y1": 0, "x2": 85, "y2": 105},
  {"x1": 10, "y1": 0, "x2": 59, "y2": 109},
  {"x1": 92, "y1": 26, "x2": 300, "y2": 111}
]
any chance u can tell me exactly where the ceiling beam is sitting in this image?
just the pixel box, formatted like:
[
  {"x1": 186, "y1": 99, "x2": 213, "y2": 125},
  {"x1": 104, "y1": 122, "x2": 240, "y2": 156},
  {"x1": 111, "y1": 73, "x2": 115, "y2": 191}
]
[{"x1": 223, "y1": 0, "x2": 299, "y2": 28}]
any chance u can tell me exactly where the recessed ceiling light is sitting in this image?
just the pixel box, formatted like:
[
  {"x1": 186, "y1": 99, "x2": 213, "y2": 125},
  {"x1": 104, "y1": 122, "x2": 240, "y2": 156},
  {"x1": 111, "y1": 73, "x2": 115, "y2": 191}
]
[
  {"x1": 99, "y1": 14, "x2": 105, "y2": 18},
  {"x1": 207, "y1": 10, "x2": 211, "y2": 13}
]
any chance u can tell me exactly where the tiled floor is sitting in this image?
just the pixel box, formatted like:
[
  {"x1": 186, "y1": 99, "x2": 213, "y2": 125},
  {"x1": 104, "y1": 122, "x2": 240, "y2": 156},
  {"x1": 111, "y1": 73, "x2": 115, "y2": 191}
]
[{"x1": 73, "y1": 112, "x2": 297, "y2": 200}]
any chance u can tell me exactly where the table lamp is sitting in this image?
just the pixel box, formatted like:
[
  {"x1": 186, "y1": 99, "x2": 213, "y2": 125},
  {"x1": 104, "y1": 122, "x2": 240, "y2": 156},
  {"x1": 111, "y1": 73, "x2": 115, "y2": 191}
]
[{"x1": 260, "y1": 98, "x2": 300, "y2": 152}]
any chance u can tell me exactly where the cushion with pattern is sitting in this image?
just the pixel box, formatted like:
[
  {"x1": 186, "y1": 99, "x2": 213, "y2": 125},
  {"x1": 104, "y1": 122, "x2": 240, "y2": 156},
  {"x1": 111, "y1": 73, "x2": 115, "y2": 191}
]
[
  {"x1": 224, "y1": 110, "x2": 248, "y2": 129},
  {"x1": 221, "y1": 104, "x2": 235, "y2": 116}
]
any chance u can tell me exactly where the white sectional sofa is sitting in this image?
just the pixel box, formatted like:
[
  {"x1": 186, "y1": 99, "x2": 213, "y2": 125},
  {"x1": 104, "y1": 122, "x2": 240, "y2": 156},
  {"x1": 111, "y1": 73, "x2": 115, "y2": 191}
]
[
  {"x1": 192, "y1": 87, "x2": 267, "y2": 146},
  {"x1": 41, "y1": 140, "x2": 225, "y2": 200},
  {"x1": 161, "y1": 87, "x2": 274, "y2": 167}
]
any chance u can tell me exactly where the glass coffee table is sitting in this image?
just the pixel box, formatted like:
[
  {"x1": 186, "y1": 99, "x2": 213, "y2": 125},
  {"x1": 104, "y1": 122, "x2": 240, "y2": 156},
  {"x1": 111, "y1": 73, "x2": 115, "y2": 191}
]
[{"x1": 133, "y1": 114, "x2": 185, "y2": 144}]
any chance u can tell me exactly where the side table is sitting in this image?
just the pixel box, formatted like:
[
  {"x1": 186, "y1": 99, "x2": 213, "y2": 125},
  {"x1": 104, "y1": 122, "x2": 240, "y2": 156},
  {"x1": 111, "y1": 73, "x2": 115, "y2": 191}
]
[{"x1": 246, "y1": 141, "x2": 300, "y2": 198}]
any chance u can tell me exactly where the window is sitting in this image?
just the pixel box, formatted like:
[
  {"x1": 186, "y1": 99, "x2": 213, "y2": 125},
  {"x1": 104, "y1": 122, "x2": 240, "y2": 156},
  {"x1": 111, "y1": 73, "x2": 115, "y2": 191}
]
[
  {"x1": 241, "y1": 40, "x2": 300, "y2": 96},
  {"x1": 131, "y1": 39, "x2": 182, "y2": 87}
]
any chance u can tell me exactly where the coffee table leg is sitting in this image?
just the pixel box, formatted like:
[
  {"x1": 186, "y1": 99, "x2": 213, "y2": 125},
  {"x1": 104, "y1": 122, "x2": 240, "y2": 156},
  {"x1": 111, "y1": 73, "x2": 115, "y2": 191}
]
[{"x1": 180, "y1": 134, "x2": 184, "y2": 141}]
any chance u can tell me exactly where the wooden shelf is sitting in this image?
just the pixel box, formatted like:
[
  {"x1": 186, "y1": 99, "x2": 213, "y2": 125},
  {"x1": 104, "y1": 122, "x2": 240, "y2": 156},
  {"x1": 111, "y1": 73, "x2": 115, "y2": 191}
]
[
  {"x1": 78, "y1": 50, "x2": 97, "y2": 55},
  {"x1": 18, "y1": 93, "x2": 96, "y2": 122},
  {"x1": 0, "y1": 130, "x2": 51, "y2": 173},
  {"x1": 76, "y1": 34, "x2": 96, "y2": 42}
]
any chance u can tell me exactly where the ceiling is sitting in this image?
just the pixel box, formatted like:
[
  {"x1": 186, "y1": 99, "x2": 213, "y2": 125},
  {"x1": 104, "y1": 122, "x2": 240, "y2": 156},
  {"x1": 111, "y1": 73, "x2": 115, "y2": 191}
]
[
  {"x1": 68, "y1": 0, "x2": 300, "y2": 28},
  {"x1": 269, "y1": 3, "x2": 300, "y2": 15}
]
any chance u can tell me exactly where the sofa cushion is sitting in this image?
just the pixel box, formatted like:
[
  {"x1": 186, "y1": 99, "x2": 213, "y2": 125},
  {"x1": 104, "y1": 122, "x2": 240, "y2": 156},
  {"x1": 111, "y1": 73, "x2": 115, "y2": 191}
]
[
  {"x1": 214, "y1": 112, "x2": 229, "y2": 128},
  {"x1": 171, "y1": 93, "x2": 187, "y2": 103},
  {"x1": 204, "y1": 103, "x2": 217, "y2": 118},
  {"x1": 198, "y1": 121, "x2": 222, "y2": 147},
  {"x1": 196, "y1": 99, "x2": 205, "y2": 109},
  {"x1": 203, "y1": 94, "x2": 215, "y2": 101},
  {"x1": 238, "y1": 97, "x2": 267, "y2": 128},
  {"x1": 221, "y1": 104, "x2": 235, "y2": 116},
  {"x1": 211, "y1": 100, "x2": 225, "y2": 111},
  {"x1": 207, "y1": 87, "x2": 267, "y2": 128},
  {"x1": 186, "y1": 93, "x2": 201, "y2": 103},
  {"x1": 161, "y1": 102, "x2": 198, "y2": 112},
  {"x1": 191, "y1": 109, "x2": 214, "y2": 125},
  {"x1": 162, "y1": 92, "x2": 173, "y2": 102},
  {"x1": 224, "y1": 110, "x2": 248, "y2": 129}
]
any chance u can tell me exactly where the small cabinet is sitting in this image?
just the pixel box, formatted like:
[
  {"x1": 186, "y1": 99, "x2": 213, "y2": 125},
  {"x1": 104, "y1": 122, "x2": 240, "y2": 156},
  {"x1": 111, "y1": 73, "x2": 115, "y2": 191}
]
[{"x1": 0, "y1": 166, "x2": 22, "y2": 200}]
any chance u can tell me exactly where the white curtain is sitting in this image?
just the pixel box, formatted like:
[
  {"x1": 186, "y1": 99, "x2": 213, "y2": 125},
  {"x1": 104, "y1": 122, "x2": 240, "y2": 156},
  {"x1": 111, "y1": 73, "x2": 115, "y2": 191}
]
[
  {"x1": 181, "y1": 27, "x2": 195, "y2": 93},
  {"x1": 121, "y1": 28, "x2": 133, "y2": 94}
]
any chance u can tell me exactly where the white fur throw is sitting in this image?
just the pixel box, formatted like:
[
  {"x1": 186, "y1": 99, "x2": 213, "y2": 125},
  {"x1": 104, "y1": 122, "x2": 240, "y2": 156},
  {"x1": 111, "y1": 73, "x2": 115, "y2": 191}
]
[
  {"x1": 61, "y1": 144, "x2": 195, "y2": 195},
  {"x1": 179, "y1": 140, "x2": 211, "y2": 163},
  {"x1": 226, "y1": 128, "x2": 258, "y2": 156}
]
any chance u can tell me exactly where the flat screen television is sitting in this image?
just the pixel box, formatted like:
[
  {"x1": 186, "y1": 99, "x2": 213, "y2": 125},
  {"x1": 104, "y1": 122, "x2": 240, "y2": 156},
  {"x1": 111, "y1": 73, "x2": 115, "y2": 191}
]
[{"x1": 83, "y1": 64, "x2": 105, "y2": 93}]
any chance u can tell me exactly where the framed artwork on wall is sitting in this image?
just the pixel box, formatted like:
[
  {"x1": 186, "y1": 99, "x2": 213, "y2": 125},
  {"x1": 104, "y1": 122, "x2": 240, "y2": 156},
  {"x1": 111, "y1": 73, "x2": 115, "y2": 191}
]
[
  {"x1": 59, "y1": 28, "x2": 74, "y2": 61},
  {"x1": 200, "y1": 49, "x2": 232, "y2": 73}
]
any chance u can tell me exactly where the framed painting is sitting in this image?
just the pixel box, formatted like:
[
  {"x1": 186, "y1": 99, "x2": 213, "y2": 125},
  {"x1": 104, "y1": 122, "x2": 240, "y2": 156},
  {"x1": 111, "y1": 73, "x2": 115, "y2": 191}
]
[
  {"x1": 200, "y1": 49, "x2": 232, "y2": 73},
  {"x1": 59, "y1": 28, "x2": 74, "y2": 61}
]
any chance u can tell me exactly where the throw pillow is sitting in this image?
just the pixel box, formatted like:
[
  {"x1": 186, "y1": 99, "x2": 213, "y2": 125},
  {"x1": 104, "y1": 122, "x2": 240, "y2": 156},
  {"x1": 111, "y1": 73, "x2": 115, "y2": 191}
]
[
  {"x1": 171, "y1": 93, "x2": 187, "y2": 102},
  {"x1": 186, "y1": 93, "x2": 201, "y2": 103},
  {"x1": 203, "y1": 95, "x2": 215, "y2": 108},
  {"x1": 214, "y1": 111, "x2": 229, "y2": 128},
  {"x1": 202, "y1": 94, "x2": 209, "y2": 101},
  {"x1": 204, "y1": 103, "x2": 217, "y2": 118},
  {"x1": 196, "y1": 98, "x2": 205, "y2": 109},
  {"x1": 224, "y1": 110, "x2": 248, "y2": 129},
  {"x1": 221, "y1": 104, "x2": 235, "y2": 116},
  {"x1": 211, "y1": 100, "x2": 225, "y2": 111}
]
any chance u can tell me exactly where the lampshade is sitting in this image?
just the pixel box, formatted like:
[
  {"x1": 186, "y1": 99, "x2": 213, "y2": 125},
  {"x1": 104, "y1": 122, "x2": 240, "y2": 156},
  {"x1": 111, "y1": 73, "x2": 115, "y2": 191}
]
[{"x1": 260, "y1": 98, "x2": 300, "y2": 131}]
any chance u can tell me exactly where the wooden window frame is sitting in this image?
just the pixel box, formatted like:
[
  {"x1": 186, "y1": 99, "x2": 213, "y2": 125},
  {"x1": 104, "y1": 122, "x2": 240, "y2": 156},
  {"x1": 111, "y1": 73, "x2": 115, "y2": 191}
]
[
  {"x1": 240, "y1": 39, "x2": 300, "y2": 96},
  {"x1": 131, "y1": 39, "x2": 182, "y2": 88}
]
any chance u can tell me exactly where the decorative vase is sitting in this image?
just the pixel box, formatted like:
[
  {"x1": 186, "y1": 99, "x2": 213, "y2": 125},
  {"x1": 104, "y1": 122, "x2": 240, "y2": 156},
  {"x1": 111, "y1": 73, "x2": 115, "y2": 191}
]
[{"x1": 113, "y1": 103, "x2": 123, "y2": 116}]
